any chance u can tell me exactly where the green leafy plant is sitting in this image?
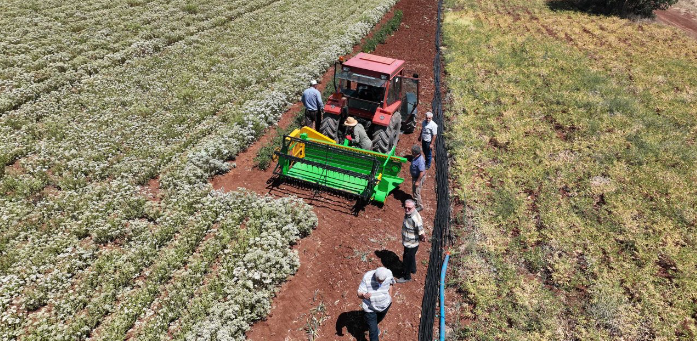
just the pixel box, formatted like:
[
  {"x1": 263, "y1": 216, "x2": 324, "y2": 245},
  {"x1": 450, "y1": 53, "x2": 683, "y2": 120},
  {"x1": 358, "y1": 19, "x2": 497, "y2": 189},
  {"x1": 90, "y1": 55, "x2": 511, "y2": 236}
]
[
  {"x1": 254, "y1": 82, "x2": 334, "y2": 170},
  {"x1": 304, "y1": 290, "x2": 329, "y2": 341}
]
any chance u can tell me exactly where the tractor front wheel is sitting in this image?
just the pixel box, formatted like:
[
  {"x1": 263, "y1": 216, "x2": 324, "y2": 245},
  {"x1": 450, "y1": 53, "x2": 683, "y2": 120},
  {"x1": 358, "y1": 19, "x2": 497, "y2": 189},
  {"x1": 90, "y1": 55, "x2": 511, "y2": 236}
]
[
  {"x1": 393, "y1": 118, "x2": 401, "y2": 148},
  {"x1": 371, "y1": 129, "x2": 390, "y2": 153},
  {"x1": 371, "y1": 113, "x2": 401, "y2": 153},
  {"x1": 320, "y1": 115, "x2": 340, "y2": 142},
  {"x1": 403, "y1": 114, "x2": 416, "y2": 134}
]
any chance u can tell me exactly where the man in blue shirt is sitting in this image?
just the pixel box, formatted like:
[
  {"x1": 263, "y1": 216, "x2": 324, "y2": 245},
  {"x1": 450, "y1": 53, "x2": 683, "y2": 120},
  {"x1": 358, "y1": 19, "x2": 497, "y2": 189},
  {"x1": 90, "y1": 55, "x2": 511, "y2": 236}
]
[
  {"x1": 409, "y1": 144, "x2": 426, "y2": 212},
  {"x1": 301, "y1": 80, "x2": 323, "y2": 131}
]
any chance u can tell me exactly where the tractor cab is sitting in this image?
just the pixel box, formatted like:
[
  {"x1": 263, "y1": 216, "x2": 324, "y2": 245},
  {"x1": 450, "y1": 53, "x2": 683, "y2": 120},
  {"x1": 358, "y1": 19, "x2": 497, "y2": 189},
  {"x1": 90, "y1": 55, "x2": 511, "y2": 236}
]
[{"x1": 321, "y1": 53, "x2": 420, "y2": 153}]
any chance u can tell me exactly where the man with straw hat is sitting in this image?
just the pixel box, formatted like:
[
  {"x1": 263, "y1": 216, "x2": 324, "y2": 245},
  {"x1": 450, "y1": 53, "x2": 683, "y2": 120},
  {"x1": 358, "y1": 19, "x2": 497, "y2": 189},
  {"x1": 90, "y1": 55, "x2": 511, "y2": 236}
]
[{"x1": 344, "y1": 116, "x2": 372, "y2": 150}]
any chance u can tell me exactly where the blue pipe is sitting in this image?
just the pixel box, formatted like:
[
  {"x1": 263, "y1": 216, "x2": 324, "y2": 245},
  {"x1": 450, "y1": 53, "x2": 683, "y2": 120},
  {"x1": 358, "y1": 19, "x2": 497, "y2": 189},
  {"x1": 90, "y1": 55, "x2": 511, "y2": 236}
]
[{"x1": 440, "y1": 252, "x2": 450, "y2": 341}]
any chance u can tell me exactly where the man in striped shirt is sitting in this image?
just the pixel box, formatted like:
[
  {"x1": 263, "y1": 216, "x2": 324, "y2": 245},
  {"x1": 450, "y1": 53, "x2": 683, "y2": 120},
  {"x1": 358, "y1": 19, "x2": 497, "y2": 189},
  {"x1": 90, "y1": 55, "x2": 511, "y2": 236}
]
[
  {"x1": 357, "y1": 267, "x2": 394, "y2": 341},
  {"x1": 396, "y1": 199, "x2": 426, "y2": 283}
]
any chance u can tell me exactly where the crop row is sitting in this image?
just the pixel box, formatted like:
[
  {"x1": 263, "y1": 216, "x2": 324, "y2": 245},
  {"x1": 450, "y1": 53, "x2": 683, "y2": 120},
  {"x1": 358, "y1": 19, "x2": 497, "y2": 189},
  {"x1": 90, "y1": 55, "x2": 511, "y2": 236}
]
[
  {"x1": 443, "y1": 0, "x2": 696, "y2": 339},
  {"x1": 0, "y1": 0, "x2": 383, "y2": 245},
  {"x1": 0, "y1": 0, "x2": 277, "y2": 115},
  {"x1": 0, "y1": 0, "x2": 397, "y2": 338}
]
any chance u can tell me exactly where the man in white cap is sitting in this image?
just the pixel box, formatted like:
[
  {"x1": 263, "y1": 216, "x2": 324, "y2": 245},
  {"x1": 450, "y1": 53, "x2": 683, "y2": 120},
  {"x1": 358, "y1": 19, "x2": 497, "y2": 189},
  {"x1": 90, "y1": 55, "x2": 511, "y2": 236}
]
[
  {"x1": 344, "y1": 116, "x2": 372, "y2": 150},
  {"x1": 357, "y1": 267, "x2": 395, "y2": 341},
  {"x1": 418, "y1": 111, "x2": 438, "y2": 169},
  {"x1": 301, "y1": 80, "x2": 323, "y2": 130}
]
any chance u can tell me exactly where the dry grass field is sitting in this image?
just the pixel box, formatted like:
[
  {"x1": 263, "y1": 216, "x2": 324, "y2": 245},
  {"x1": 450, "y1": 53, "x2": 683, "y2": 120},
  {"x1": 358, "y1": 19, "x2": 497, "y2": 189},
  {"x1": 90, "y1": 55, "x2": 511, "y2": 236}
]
[{"x1": 443, "y1": 0, "x2": 696, "y2": 339}]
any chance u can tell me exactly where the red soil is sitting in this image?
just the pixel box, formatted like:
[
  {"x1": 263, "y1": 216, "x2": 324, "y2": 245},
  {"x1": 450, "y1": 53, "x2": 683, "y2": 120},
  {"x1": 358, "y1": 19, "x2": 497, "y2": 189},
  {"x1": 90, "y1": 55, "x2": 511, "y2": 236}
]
[{"x1": 210, "y1": 0, "x2": 439, "y2": 339}]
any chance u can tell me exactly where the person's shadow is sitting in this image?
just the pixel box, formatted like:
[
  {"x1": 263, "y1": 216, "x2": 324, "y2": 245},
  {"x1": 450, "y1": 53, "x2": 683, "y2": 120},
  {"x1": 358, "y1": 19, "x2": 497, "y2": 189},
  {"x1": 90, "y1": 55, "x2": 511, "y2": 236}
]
[
  {"x1": 336, "y1": 310, "x2": 368, "y2": 340},
  {"x1": 390, "y1": 186, "x2": 412, "y2": 204},
  {"x1": 375, "y1": 249, "x2": 404, "y2": 278}
]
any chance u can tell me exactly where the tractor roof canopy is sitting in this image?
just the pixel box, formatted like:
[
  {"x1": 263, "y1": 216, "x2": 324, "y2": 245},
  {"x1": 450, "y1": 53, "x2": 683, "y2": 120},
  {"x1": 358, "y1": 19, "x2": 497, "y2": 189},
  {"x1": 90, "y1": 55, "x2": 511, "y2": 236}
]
[{"x1": 343, "y1": 53, "x2": 405, "y2": 79}]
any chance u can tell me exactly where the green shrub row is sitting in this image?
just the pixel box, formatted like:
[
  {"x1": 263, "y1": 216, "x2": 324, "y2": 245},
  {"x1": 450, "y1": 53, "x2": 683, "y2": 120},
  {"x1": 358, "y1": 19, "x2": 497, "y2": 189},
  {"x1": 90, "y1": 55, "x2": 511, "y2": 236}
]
[{"x1": 362, "y1": 9, "x2": 403, "y2": 53}]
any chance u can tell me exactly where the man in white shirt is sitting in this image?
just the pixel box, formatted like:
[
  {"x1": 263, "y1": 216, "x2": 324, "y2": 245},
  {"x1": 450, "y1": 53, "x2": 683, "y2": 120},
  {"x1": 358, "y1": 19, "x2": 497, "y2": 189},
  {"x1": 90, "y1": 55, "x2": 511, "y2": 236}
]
[
  {"x1": 357, "y1": 267, "x2": 394, "y2": 341},
  {"x1": 418, "y1": 111, "x2": 438, "y2": 169}
]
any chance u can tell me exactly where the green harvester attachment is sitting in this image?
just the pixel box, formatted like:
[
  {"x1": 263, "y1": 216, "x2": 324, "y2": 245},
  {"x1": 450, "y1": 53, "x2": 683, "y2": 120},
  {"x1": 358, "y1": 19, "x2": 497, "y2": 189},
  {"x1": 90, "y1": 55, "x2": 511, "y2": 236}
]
[{"x1": 273, "y1": 127, "x2": 406, "y2": 203}]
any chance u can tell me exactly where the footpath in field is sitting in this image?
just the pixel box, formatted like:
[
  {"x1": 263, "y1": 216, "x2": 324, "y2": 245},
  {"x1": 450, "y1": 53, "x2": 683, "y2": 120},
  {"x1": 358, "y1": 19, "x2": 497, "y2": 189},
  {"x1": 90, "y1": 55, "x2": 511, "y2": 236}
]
[
  {"x1": 656, "y1": 5, "x2": 697, "y2": 39},
  {"x1": 210, "y1": 0, "x2": 439, "y2": 339}
]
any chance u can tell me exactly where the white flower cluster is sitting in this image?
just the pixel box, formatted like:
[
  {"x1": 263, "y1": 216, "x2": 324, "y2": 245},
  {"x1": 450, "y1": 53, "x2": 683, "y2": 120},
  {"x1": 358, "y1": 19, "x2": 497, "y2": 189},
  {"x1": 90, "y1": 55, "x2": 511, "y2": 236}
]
[
  {"x1": 182, "y1": 195, "x2": 316, "y2": 341},
  {"x1": 0, "y1": 0, "x2": 394, "y2": 339},
  {"x1": 186, "y1": 231, "x2": 300, "y2": 341},
  {"x1": 130, "y1": 193, "x2": 316, "y2": 341}
]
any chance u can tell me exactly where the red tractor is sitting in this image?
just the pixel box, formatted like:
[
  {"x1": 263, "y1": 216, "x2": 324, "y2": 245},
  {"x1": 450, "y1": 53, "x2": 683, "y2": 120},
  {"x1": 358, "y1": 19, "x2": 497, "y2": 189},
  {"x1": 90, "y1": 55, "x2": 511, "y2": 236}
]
[{"x1": 320, "y1": 53, "x2": 420, "y2": 153}]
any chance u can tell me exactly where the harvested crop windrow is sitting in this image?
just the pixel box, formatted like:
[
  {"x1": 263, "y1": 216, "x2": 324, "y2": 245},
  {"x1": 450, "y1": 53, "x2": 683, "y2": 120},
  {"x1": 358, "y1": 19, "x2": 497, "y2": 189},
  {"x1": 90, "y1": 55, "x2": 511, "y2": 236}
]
[
  {"x1": 444, "y1": 0, "x2": 697, "y2": 339},
  {"x1": 0, "y1": 0, "x2": 397, "y2": 339}
]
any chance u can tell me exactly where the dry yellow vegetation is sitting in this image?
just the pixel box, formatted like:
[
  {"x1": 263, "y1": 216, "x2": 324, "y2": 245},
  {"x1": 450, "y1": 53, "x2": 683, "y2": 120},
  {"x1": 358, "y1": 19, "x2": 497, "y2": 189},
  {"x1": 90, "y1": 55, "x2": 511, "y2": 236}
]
[{"x1": 443, "y1": 0, "x2": 696, "y2": 339}]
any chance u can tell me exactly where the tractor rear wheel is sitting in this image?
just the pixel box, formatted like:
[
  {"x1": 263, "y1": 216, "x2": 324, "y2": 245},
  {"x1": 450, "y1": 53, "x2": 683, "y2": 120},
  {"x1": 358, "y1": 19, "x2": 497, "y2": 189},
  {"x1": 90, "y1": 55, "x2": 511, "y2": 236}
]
[{"x1": 320, "y1": 115, "x2": 340, "y2": 142}]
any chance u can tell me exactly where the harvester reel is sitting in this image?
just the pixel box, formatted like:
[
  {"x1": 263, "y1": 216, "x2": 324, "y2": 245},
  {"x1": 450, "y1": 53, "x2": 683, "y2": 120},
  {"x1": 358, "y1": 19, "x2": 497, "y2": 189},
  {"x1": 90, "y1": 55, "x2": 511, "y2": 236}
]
[
  {"x1": 272, "y1": 126, "x2": 407, "y2": 203},
  {"x1": 320, "y1": 115, "x2": 340, "y2": 141}
]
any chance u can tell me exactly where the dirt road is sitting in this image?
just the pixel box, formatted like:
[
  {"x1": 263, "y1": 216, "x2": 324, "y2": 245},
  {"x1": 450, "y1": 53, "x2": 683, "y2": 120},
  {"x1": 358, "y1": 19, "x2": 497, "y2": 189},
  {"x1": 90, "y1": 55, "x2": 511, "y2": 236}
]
[{"x1": 656, "y1": 6, "x2": 697, "y2": 39}]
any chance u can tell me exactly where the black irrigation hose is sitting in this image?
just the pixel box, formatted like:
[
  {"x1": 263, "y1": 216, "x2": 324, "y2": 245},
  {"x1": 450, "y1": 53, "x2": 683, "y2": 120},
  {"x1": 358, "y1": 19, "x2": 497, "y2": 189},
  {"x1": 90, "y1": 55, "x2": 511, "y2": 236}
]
[{"x1": 418, "y1": 0, "x2": 452, "y2": 339}]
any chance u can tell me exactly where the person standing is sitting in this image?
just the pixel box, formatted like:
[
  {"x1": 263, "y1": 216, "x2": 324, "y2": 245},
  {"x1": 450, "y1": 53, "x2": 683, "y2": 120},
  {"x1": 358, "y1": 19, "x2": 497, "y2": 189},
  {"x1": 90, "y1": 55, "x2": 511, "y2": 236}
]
[
  {"x1": 301, "y1": 80, "x2": 323, "y2": 130},
  {"x1": 418, "y1": 111, "x2": 438, "y2": 169},
  {"x1": 357, "y1": 267, "x2": 395, "y2": 341},
  {"x1": 409, "y1": 144, "x2": 426, "y2": 212},
  {"x1": 344, "y1": 117, "x2": 372, "y2": 150},
  {"x1": 396, "y1": 199, "x2": 426, "y2": 283}
]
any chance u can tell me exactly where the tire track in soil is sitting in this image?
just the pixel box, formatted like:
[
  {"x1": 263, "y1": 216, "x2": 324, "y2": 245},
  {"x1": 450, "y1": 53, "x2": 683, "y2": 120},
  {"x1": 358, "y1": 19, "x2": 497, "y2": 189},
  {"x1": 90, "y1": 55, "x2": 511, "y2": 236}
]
[
  {"x1": 656, "y1": 7, "x2": 697, "y2": 39},
  {"x1": 210, "y1": 0, "x2": 439, "y2": 339}
]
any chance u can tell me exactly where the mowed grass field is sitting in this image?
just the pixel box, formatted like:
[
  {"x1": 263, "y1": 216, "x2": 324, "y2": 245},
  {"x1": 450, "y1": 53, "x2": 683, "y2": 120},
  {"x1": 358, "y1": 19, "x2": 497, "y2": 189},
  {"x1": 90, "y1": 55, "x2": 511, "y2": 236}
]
[{"x1": 443, "y1": 0, "x2": 696, "y2": 339}]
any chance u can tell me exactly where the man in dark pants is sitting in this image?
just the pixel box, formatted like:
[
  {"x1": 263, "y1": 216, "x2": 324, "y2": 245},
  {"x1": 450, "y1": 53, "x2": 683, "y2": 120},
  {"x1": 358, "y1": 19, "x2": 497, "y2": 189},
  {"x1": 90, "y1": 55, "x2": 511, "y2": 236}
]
[
  {"x1": 396, "y1": 199, "x2": 426, "y2": 283},
  {"x1": 409, "y1": 144, "x2": 426, "y2": 212},
  {"x1": 418, "y1": 111, "x2": 438, "y2": 169},
  {"x1": 357, "y1": 267, "x2": 394, "y2": 341},
  {"x1": 301, "y1": 79, "x2": 323, "y2": 130}
]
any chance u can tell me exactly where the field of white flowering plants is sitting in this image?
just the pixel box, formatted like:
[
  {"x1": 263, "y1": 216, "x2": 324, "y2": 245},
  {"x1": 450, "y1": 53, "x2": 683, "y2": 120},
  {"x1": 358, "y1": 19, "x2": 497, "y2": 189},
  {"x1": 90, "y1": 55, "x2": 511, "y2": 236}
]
[{"x1": 0, "y1": 0, "x2": 398, "y2": 339}]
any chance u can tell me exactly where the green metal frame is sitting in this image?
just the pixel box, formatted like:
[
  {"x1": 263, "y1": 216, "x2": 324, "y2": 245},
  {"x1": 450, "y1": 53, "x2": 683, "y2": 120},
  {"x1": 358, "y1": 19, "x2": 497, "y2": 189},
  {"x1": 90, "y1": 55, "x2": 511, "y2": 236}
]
[{"x1": 273, "y1": 132, "x2": 406, "y2": 203}]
